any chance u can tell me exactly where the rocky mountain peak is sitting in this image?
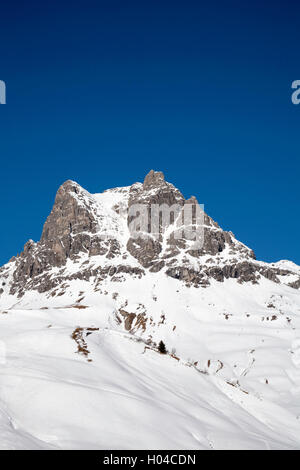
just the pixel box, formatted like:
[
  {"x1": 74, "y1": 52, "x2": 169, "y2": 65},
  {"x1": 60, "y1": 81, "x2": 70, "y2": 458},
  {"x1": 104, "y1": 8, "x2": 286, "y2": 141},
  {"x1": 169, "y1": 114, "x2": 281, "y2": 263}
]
[
  {"x1": 185, "y1": 195, "x2": 198, "y2": 205},
  {"x1": 130, "y1": 171, "x2": 184, "y2": 209},
  {"x1": 0, "y1": 171, "x2": 299, "y2": 299},
  {"x1": 143, "y1": 170, "x2": 166, "y2": 190},
  {"x1": 41, "y1": 179, "x2": 97, "y2": 244}
]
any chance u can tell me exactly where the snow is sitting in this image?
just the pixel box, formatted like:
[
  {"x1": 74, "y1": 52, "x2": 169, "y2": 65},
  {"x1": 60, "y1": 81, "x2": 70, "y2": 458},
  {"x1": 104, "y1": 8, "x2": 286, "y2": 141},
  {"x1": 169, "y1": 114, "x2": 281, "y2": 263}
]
[
  {"x1": 272, "y1": 260, "x2": 300, "y2": 274},
  {"x1": 0, "y1": 272, "x2": 300, "y2": 449}
]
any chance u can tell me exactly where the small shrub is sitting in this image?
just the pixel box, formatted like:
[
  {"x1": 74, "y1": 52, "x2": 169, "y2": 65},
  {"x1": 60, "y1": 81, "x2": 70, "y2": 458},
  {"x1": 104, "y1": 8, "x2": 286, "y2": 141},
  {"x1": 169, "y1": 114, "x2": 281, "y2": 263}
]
[{"x1": 158, "y1": 340, "x2": 167, "y2": 354}]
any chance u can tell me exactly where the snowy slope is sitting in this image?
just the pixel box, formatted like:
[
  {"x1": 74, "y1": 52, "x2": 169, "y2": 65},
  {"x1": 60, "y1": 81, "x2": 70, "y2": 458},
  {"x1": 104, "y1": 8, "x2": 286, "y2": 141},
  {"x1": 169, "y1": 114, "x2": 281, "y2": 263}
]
[{"x1": 0, "y1": 274, "x2": 300, "y2": 449}]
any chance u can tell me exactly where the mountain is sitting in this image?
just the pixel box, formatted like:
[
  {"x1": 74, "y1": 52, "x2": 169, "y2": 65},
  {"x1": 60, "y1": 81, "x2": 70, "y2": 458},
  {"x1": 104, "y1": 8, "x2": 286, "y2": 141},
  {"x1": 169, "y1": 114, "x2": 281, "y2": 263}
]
[{"x1": 0, "y1": 170, "x2": 300, "y2": 450}]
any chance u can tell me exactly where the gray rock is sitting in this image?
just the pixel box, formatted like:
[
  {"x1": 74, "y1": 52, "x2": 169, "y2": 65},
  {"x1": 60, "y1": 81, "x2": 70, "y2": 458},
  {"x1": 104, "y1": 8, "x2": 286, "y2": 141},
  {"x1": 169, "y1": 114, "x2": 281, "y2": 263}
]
[{"x1": 1, "y1": 170, "x2": 298, "y2": 297}]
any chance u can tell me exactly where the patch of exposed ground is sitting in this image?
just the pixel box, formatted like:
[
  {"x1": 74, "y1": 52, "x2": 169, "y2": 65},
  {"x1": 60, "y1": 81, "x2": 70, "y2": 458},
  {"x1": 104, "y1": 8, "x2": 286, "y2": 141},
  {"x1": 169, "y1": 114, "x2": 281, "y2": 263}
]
[{"x1": 71, "y1": 326, "x2": 99, "y2": 361}]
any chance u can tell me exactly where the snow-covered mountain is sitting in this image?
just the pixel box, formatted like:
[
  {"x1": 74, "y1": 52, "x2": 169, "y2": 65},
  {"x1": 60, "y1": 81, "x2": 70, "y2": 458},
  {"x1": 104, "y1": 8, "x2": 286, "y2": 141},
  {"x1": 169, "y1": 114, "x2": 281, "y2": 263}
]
[{"x1": 0, "y1": 170, "x2": 300, "y2": 449}]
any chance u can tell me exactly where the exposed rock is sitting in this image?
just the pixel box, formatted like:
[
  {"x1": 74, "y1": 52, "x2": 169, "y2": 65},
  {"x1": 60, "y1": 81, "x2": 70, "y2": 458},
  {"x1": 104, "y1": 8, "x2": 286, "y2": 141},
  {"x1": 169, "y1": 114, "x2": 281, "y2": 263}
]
[
  {"x1": 0, "y1": 170, "x2": 298, "y2": 297},
  {"x1": 143, "y1": 170, "x2": 166, "y2": 190},
  {"x1": 118, "y1": 308, "x2": 147, "y2": 333},
  {"x1": 127, "y1": 237, "x2": 162, "y2": 269}
]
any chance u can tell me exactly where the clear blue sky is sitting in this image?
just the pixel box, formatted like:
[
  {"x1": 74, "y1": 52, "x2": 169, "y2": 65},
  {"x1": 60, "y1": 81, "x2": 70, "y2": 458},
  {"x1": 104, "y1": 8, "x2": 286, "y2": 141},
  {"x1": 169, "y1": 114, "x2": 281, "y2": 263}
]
[{"x1": 0, "y1": 0, "x2": 299, "y2": 266}]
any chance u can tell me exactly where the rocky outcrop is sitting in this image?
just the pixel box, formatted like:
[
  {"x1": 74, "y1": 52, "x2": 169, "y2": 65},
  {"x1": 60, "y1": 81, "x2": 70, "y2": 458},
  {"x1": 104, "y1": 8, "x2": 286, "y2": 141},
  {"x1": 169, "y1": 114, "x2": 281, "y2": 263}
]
[{"x1": 41, "y1": 180, "x2": 101, "y2": 264}]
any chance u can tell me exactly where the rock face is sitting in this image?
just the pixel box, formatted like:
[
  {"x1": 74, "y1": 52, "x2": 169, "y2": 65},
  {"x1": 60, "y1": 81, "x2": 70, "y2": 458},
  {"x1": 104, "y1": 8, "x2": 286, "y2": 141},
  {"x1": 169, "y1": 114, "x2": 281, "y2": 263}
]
[
  {"x1": 0, "y1": 170, "x2": 299, "y2": 298},
  {"x1": 40, "y1": 180, "x2": 99, "y2": 265},
  {"x1": 126, "y1": 171, "x2": 185, "y2": 269},
  {"x1": 143, "y1": 170, "x2": 166, "y2": 190},
  {"x1": 126, "y1": 171, "x2": 255, "y2": 274}
]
